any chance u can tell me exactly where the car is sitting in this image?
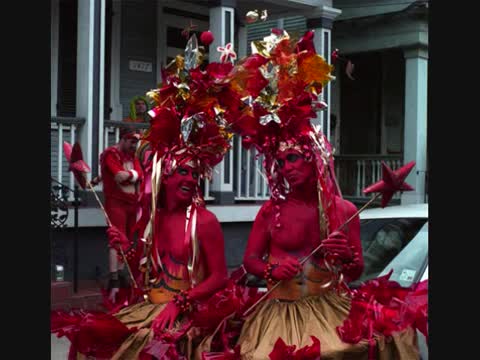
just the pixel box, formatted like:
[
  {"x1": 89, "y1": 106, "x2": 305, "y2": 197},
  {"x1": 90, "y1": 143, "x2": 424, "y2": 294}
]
[
  {"x1": 356, "y1": 202, "x2": 428, "y2": 359},
  {"x1": 353, "y1": 203, "x2": 428, "y2": 287}
]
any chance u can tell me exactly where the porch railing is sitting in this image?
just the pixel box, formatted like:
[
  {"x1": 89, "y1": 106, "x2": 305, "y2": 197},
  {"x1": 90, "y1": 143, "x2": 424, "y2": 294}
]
[
  {"x1": 51, "y1": 117, "x2": 86, "y2": 198},
  {"x1": 54, "y1": 118, "x2": 398, "y2": 204},
  {"x1": 233, "y1": 136, "x2": 270, "y2": 201},
  {"x1": 334, "y1": 154, "x2": 403, "y2": 200}
]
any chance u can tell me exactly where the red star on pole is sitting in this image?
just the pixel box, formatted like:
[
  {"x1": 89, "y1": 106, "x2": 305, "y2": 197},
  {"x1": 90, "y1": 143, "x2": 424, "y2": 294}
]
[
  {"x1": 181, "y1": 20, "x2": 198, "y2": 39},
  {"x1": 63, "y1": 141, "x2": 91, "y2": 189},
  {"x1": 363, "y1": 161, "x2": 415, "y2": 208}
]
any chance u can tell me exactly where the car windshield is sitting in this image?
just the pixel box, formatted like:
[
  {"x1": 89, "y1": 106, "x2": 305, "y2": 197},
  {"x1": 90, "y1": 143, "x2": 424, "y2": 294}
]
[{"x1": 350, "y1": 217, "x2": 427, "y2": 288}]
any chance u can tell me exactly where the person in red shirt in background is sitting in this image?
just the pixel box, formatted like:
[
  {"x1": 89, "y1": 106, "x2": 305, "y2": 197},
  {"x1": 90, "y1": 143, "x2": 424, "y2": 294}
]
[{"x1": 100, "y1": 127, "x2": 143, "y2": 303}]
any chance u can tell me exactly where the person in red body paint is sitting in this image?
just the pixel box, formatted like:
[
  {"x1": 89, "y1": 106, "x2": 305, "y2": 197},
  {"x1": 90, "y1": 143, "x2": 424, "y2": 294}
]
[{"x1": 233, "y1": 29, "x2": 421, "y2": 359}]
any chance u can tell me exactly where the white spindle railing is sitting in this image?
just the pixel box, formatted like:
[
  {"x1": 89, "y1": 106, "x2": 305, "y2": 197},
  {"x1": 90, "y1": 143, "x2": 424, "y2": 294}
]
[
  {"x1": 203, "y1": 178, "x2": 211, "y2": 200},
  {"x1": 54, "y1": 119, "x2": 399, "y2": 204},
  {"x1": 233, "y1": 136, "x2": 270, "y2": 201},
  {"x1": 51, "y1": 117, "x2": 85, "y2": 198},
  {"x1": 336, "y1": 155, "x2": 403, "y2": 200}
]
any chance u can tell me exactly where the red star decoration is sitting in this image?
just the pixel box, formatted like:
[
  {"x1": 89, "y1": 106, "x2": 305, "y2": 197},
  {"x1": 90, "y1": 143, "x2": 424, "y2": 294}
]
[
  {"x1": 63, "y1": 141, "x2": 91, "y2": 189},
  {"x1": 181, "y1": 20, "x2": 198, "y2": 39},
  {"x1": 363, "y1": 161, "x2": 415, "y2": 208}
]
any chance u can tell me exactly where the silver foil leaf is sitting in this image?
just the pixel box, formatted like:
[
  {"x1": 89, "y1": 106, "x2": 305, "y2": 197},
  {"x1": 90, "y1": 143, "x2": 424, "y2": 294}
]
[{"x1": 184, "y1": 34, "x2": 200, "y2": 70}]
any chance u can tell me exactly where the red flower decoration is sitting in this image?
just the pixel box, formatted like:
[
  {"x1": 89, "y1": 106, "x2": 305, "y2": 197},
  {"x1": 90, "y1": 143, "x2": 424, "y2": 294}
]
[
  {"x1": 51, "y1": 310, "x2": 136, "y2": 359},
  {"x1": 331, "y1": 49, "x2": 339, "y2": 63},
  {"x1": 271, "y1": 28, "x2": 284, "y2": 36},
  {"x1": 217, "y1": 43, "x2": 237, "y2": 63},
  {"x1": 181, "y1": 20, "x2": 197, "y2": 39},
  {"x1": 295, "y1": 30, "x2": 316, "y2": 55},
  {"x1": 63, "y1": 141, "x2": 91, "y2": 189},
  {"x1": 146, "y1": 107, "x2": 181, "y2": 154},
  {"x1": 202, "y1": 345, "x2": 241, "y2": 360},
  {"x1": 269, "y1": 336, "x2": 321, "y2": 360},
  {"x1": 337, "y1": 271, "x2": 428, "y2": 348}
]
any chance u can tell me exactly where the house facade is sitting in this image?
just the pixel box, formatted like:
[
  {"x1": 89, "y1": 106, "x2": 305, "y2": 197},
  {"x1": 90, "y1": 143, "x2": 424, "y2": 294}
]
[{"x1": 50, "y1": 0, "x2": 428, "y2": 286}]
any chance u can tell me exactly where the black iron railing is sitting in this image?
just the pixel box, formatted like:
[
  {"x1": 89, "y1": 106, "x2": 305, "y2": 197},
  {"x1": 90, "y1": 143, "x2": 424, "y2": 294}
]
[{"x1": 50, "y1": 178, "x2": 81, "y2": 293}]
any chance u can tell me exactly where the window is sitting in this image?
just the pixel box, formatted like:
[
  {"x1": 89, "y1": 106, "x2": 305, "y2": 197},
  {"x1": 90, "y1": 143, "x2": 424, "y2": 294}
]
[{"x1": 350, "y1": 217, "x2": 427, "y2": 287}]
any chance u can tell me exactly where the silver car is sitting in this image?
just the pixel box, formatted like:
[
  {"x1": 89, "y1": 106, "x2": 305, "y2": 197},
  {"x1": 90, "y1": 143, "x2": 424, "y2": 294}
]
[{"x1": 356, "y1": 203, "x2": 428, "y2": 359}]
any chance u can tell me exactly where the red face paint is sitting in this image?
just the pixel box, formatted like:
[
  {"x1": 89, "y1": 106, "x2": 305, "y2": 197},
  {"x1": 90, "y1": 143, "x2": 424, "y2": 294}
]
[
  {"x1": 277, "y1": 149, "x2": 316, "y2": 190},
  {"x1": 163, "y1": 164, "x2": 199, "y2": 208}
]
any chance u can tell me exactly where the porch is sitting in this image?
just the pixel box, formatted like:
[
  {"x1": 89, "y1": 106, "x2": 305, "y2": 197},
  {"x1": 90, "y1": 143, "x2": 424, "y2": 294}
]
[{"x1": 51, "y1": 116, "x2": 401, "y2": 210}]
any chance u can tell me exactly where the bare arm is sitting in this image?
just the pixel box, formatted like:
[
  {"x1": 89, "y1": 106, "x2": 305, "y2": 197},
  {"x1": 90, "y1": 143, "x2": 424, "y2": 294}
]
[
  {"x1": 243, "y1": 202, "x2": 272, "y2": 278},
  {"x1": 104, "y1": 152, "x2": 132, "y2": 184}
]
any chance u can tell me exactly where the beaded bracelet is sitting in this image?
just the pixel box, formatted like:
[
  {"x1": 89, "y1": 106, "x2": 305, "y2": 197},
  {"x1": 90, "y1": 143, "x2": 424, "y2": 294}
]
[
  {"x1": 173, "y1": 290, "x2": 192, "y2": 313},
  {"x1": 340, "y1": 245, "x2": 360, "y2": 269},
  {"x1": 116, "y1": 241, "x2": 136, "y2": 262},
  {"x1": 263, "y1": 262, "x2": 278, "y2": 284}
]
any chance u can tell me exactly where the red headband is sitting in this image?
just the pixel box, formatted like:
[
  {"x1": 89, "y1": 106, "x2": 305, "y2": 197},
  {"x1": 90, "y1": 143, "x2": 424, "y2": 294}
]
[{"x1": 120, "y1": 128, "x2": 141, "y2": 140}]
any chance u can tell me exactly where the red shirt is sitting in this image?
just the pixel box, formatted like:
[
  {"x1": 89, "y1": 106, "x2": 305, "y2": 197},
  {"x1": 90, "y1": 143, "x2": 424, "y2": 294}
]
[{"x1": 100, "y1": 146, "x2": 143, "y2": 204}]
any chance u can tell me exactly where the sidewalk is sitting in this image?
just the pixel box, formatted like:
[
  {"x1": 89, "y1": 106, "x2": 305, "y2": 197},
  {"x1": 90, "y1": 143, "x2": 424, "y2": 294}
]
[{"x1": 51, "y1": 334, "x2": 70, "y2": 360}]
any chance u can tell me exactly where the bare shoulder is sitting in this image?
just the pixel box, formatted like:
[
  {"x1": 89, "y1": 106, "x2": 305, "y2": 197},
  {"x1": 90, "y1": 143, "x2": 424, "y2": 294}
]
[
  {"x1": 333, "y1": 195, "x2": 358, "y2": 216},
  {"x1": 195, "y1": 207, "x2": 224, "y2": 246},
  {"x1": 196, "y1": 206, "x2": 221, "y2": 227},
  {"x1": 257, "y1": 200, "x2": 274, "y2": 219}
]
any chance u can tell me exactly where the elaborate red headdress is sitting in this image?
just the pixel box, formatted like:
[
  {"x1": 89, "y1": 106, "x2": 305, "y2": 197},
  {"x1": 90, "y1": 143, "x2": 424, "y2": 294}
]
[
  {"x1": 232, "y1": 29, "x2": 340, "y2": 231},
  {"x1": 137, "y1": 34, "x2": 262, "y2": 285},
  {"x1": 143, "y1": 34, "x2": 253, "y2": 182}
]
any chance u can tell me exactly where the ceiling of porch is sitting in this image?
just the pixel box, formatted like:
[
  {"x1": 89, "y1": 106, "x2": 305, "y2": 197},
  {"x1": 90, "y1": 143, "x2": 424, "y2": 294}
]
[{"x1": 163, "y1": 0, "x2": 329, "y2": 25}]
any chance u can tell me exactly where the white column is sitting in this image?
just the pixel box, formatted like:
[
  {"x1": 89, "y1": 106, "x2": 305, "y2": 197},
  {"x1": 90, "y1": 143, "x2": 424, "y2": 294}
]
[
  {"x1": 401, "y1": 47, "x2": 428, "y2": 204},
  {"x1": 209, "y1": 5, "x2": 235, "y2": 62},
  {"x1": 330, "y1": 71, "x2": 341, "y2": 153},
  {"x1": 51, "y1": 0, "x2": 59, "y2": 117},
  {"x1": 110, "y1": 0, "x2": 123, "y2": 121},
  {"x1": 307, "y1": 6, "x2": 342, "y2": 142},
  {"x1": 209, "y1": 3, "x2": 235, "y2": 196},
  {"x1": 238, "y1": 25, "x2": 247, "y2": 59},
  {"x1": 76, "y1": 0, "x2": 105, "y2": 177},
  {"x1": 99, "y1": 0, "x2": 106, "y2": 153},
  {"x1": 380, "y1": 52, "x2": 388, "y2": 154},
  {"x1": 156, "y1": 1, "x2": 167, "y2": 85}
]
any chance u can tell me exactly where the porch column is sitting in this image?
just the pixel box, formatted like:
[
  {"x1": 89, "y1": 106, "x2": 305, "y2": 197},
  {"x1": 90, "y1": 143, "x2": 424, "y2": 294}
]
[
  {"x1": 51, "y1": 0, "x2": 59, "y2": 117},
  {"x1": 306, "y1": 5, "x2": 342, "y2": 142},
  {"x1": 238, "y1": 25, "x2": 247, "y2": 58},
  {"x1": 208, "y1": 0, "x2": 236, "y2": 204},
  {"x1": 110, "y1": 0, "x2": 123, "y2": 121},
  {"x1": 76, "y1": 0, "x2": 106, "y2": 177},
  {"x1": 156, "y1": 1, "x2": 167, "y2": 86},
  {"x1": 401, "y1": 46, "x2": 428, "y2": 204}
]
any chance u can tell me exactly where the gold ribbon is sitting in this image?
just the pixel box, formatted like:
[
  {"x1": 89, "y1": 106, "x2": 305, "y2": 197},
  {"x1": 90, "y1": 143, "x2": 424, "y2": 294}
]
[
  {"x1": 185, "y1": 205, "x2": 199, "y2": 287},
  {"x1": 143, "y1": 152, "x2": 165, "y2": 291}
]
